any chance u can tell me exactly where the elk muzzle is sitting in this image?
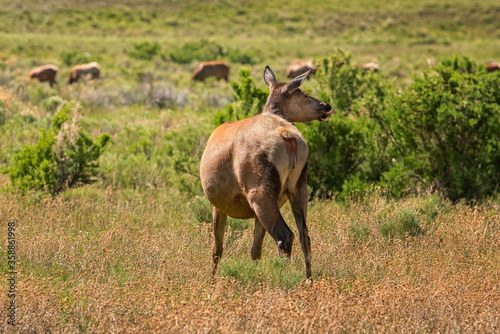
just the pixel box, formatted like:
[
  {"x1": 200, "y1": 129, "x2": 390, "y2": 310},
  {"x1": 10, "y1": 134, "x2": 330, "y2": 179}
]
[{"x1": 319, "y1": 102, "x2": 334, "y2": 121}]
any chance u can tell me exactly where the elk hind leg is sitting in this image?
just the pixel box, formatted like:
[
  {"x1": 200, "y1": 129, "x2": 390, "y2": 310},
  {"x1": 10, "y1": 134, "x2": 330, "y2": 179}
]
[
  {"x1": 212, "y1": 207, "x2": 227, "y2": 276},
  {"x1": 249, "y1": 199, "x2": 294, "y2": 258},
  {"x1": 287, "y1": 164, "x2": 312, "y2": 280}
]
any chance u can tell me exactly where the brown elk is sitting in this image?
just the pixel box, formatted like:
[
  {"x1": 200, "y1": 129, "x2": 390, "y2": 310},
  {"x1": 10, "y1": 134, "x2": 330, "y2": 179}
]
[
  {"x1": 362, "y1": 62, "x2": 379, "y2": 72},
  {"x1": 200, "y1": 66, "x2": 333, "y2": 281},
  {"x1": 191, "y1": 61, "x2": 230, "y2": 82},
  {"x1": 486, "y1": 63, "x2": 500, "y2": 72},
  {"x1": 67, "y1": 62, "x2": 101, "y2": 84},
  {"x1": 286, "y1": 60, "x2": 317, "y2": 79},
  {"x1": 27, "y1": 64, "x2": 58, "y2": 87}
]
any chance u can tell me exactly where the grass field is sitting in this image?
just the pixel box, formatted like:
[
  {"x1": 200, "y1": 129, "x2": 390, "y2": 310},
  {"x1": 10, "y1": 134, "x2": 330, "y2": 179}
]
[{"x1": 1, "y1": 0, "x2": 500, "y2": 332}]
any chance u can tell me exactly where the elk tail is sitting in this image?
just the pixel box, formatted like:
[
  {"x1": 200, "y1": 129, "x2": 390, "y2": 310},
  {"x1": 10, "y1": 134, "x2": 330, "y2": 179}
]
[{"x1": 279, "y1": 128, "x2": 297, "y2": 170}]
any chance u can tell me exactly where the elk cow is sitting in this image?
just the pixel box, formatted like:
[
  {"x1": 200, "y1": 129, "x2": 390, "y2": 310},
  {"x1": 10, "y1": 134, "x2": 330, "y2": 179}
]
[
  {"x1": 362, "y1": 62, "x2": 379, "y2": 72},
  {"x1": 200, "y1": 66, "x2": 333, "y2": 281},
  {"x1": 486, "y1": 63, "x2": 500, "y2": 72},
  {"x1": 286, "y1": 60, "x2": 317, "y2": 79},
  {"x1": 191, "y1": 61, "x2": 230, "y2": 82},
  {"x1": 67, "y1": 62, "x2": 101, "y2": 84},
  {"x1": 27, "y1": 64, "x2": 58, "y2": 87}
]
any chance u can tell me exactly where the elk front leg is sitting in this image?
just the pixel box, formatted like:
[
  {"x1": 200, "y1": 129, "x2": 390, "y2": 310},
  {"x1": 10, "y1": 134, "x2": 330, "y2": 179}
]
[
  {"x1": 251, "y1": 218, "x2": 266, "y2": 261},
  {"x1": 212, "y1": 207, "x2": 227, "y2": 276}
]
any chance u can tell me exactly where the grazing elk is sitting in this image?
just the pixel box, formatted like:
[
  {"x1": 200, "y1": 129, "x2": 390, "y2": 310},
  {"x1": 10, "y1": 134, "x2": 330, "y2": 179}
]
[
  {"x1": 486, "y1": 63, "x2": 500, "y2": 72},
  {"x1": 27, "y1": 64, "x2": 59, "y2": 87},
  {"x1": 200, "y1": 66, "x2": 333, "y2": 281},
  {"x1": 362, "y1": 62, "x2": 379, "y2": 72},
  {"x1": 67, "y1": 62, "x2": 101, "y2": 84},
  {"x1": 191, "y1": 61, "x2": 230, "y2": 82},
  {"x1": 286, "y1": 60, "x2": 317, "y2": 79}
]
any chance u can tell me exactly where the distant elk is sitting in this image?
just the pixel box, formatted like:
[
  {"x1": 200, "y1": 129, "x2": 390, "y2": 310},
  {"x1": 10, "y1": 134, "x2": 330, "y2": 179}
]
[
  {"x1": 200, "y1": 66, "x2": 333, "y2": 281},
  {"x1": 191, "y1": 61, "x2": 230, "y2": 82},
  {"x1": 27, "y1": 64, "x2": 59, "y2": 87},
  {"x1": 486, "y1": 63, "x2": 500, "y2": 72},
  {"x1": 361, "y1": 62, "x2": 379, "y2": 72},
  {"x1": 286, "y1": 60, "x2": 317, "y2": 79},
  {"x1": 67, "y1": 62, "x2": 101, "y2": 84}
]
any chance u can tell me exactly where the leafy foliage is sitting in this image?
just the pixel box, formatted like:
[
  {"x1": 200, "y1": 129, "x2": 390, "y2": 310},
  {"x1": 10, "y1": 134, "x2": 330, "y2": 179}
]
[
  {"x1": 168, "y1": 40, "x2": 258, "y2": 65},
  {"x1": 127, "y1": 41, "x2": 161, "y2": 61},
  {"x1": 214, "y1": 68, "x2": 268, "y2": 125},
  {"x1": 381, "y1": 55, "x2": 500, "y2": 200},
  {"x1": 299, "y1": 50, "x2": 394, "y2": 198},
  {"x1": 60, "y1": 50, "x2": 90, "y2": 66},
  {"x1": 315, "y1": 49, "x2": 384, "y2": 113},
  {"x1": 168, "y1": 40, "x2": 224, "y2": 64},
  {"x1": 5, "y1": 104, "x2": 111, "y2": 195}
]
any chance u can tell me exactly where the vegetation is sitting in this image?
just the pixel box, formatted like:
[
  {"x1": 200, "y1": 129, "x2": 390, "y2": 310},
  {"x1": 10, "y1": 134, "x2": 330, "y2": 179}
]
[
  {"x1": 0, "y1": 0, "x2": 499, "y2": 332},
  {"x1": 5, "y1": 104, "x2": 111, "y2": 195}
]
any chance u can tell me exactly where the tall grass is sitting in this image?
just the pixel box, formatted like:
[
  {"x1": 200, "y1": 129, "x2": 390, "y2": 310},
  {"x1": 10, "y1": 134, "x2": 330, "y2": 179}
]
[{"x1": 0, "y1": 188, "x2": 498, "y2": 332}]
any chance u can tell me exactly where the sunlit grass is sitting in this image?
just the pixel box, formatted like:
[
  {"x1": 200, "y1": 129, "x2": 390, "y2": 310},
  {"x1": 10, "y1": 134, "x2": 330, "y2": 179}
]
[{"x1": 0, "y1": 188, "x2": 499, "y2": 332}]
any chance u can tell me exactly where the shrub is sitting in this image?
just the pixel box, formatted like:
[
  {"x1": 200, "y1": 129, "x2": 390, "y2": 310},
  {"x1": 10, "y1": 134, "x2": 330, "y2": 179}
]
[
  {"x1": 127, "y1": 41, "x2": 161, "y2": 61},
  {"x1": 225, "y1": 48, "x2": 258, "y2": 65},
  {"x1": 381, "y1": 55, "x2": 500, "y2": 201},
  {"x1": 168, "y1": 40, "x2": 223, "y2": 64},
  {"x1": 5, "y1": 103, "x2": 111, "y2": 195},
  {"x1": 214, "y1": 68, "x2": 268, "y2": 125},
  {"x1": 297, "y1": 113, "x2": 370, "y2": 198},
  {"x1": 168, "y1": 40, "x2": 258, "y2": 65},
  {"x1": 315, "y1": 49, "x2": 384, "y2": 114},
  {"x1": 41, "y1": 95, "x2": 65, "y2": 112},
  {"x1": 298, "y1": 50, "x2": 395, "y2": 198},
  {"x1": 60, "y1": 51, "x2": 90, "y2": 66}
]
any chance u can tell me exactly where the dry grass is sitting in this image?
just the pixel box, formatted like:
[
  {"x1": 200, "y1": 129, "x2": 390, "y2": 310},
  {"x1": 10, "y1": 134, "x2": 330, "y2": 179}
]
[{"x1": 1, "y1": 187, "x2": 499, "y2": 333}]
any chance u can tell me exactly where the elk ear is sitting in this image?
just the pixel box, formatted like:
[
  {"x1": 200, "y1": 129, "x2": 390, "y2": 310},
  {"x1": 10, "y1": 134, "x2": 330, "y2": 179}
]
[
  {"x1": 263, "y1": 66, "x2": 277, "y2": 87},
  {"x1": 283, "y1": 70, "x2": 310, "y2": 94}
]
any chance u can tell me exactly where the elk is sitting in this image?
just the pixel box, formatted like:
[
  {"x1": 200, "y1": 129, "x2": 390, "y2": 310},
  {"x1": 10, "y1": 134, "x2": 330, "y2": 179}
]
[
  {"x1": 191, "y1": 61, "x2": 230, "y2": 82},
  {"x1": 200, "y1": 66, "x2": 333, "y2": 281},
  {"x1": 67, "y1": 62, "x2": 101, "y2": 84},
  {"x1": 286, "y1": 60, "x2": 317, "y2": 79},
  {"x1": 486, "y1": 62, "x2": 500, "y2": 72},
  {"x1": 27, "y1": 64, "x2": 59, "y2": 87},
  {"x1": 362, "y1": 62, "x2": 379, "y2": 72}
]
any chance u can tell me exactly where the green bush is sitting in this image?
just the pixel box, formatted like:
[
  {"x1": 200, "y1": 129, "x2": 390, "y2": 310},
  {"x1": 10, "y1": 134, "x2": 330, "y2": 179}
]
[
  {"x1": 381, "y1": 55, "x2": 500, "y2": 200},
  {"x1": 41, "y1": 95, "x2": 65, "y2": 112},
  {"x1": 315, "y1": 49, "x2": 384, "y2": 114},
  {"x1": 60, "y1": 51, "x2": 90, "y2": 66},
  {"x1": 298, "y1": 50, "x2": 394, "y2": 198},
  {"x1": 168, "y1": 40, "x2": 257, "y2": 65},
  {"x1": 168, "y1": 40, "x2": 223, "y2": 64},
  {"x1": 128, "y1": 41, "x2": 161, "y2": 61},
  {"x1": 225, "y1": 48, "x2": 258, "y2": 65},
  {"x1": 5, "y1": 103, "x2": 111, "y2": 195},
  {"x1": 214, "y1": 68, "x2": 268, "y2": 125}
]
